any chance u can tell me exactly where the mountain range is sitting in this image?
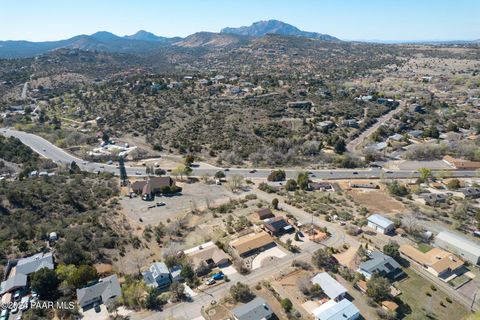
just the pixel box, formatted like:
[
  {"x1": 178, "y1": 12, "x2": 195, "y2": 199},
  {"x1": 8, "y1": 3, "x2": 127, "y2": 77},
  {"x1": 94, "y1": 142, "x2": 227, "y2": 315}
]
[
  {"x1": 0, "y1": 20, "x2": 338, "y2": 58},
  {"x1": 221, "y1": 20, "x2": 338, "y2": 41},
  {"x1": 0, "y1": 19, "x2": 477, "y2": 58}
]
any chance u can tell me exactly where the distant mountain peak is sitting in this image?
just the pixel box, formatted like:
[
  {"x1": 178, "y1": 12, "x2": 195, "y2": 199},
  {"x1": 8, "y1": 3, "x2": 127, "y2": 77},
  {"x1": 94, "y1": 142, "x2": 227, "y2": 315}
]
[
  {"x1": 221, "y1": 19, "x2": 339, "y2": 41},
  {"x1": 124, "y1": 30, "x2": 163, "y2": 41},
  {"x1": 90, "y1": 31, "x2": 121, "y2": 41}
]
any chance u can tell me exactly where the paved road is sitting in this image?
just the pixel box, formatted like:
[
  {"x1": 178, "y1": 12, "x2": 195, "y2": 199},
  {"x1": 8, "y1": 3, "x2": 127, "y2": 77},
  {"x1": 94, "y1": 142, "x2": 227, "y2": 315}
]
[
  {"x1": 2, "y1": 128, "x2": 479, "y2": 181},
  {"x1": 21, "y1": 82, "x2": 28, "y2": 100},
  {"x1": 347, "y1": 101, "x2": 405, "y2": 153}
]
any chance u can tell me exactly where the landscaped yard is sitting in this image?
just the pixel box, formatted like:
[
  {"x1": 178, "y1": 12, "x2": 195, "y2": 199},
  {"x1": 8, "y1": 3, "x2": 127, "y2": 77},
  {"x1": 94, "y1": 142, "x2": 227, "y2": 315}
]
[
  {"x1": 417, "y1": 242, "x2": 433, "y2": 253},
  {"x1": 397, "y1": 268, "x2": 470, "y2": 320}
]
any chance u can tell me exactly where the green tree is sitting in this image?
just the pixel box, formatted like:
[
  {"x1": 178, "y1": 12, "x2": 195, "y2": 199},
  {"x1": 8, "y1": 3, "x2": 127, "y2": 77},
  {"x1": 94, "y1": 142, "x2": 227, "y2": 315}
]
[
  {"x1": 69, "y1": 265, "x2": 98, "y2": 288},
  {"x1": 214, "y1": 171, "x2": 225, "y2": 179},
  {"x1": 144, "y1": 287, "x2": 161, "y2": 310},
  {"x1": 30, "y1": 267, "x2": 60, "y2": 300},
  {"x1": 272, "y1": 198, "x2": 279, "y2": 210},
  {"x1": 267, "y1": 170, "x2": 286, "y2": 182},
  {"x1": 184, "y1": 154, "x2": 195, "y2": 166},
  {"x1": 383, "y1": 241, "x2": 400, "y2": 260},
  {"x1": 285, "y1": 179, "x2": 297, "y2": 191},
  {"x1": 297, "y1": 172, "x2": 309, "y2": 190},
  {"x1": 418, "y1": 167, "x2": 432, "y2": 182},
  {"x1": 311, "y1": 248, "x2": 338, "y2": 272},
  {"x1": 281, "y1": 298, "x2": 293, "y2": 312},
  {"x1": 230, "y1": 282, "x2": 254, "y2": 303},
  {"x1": 334, "y1": 138, "x2": 346, "y2": 154},
  {"x1": 366, "y1": 273, "x2": 391, "y2": 301}
]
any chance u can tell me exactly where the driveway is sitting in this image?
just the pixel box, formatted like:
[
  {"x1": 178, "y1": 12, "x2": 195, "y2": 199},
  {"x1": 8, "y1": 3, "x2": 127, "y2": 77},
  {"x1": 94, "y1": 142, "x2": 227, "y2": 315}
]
[{"x1": 251, "y1": 246, "x2": 287, "y2": 270}]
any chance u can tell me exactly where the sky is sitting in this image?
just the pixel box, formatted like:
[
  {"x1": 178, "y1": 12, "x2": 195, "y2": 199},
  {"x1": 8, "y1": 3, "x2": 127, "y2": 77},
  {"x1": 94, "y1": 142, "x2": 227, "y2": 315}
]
[{"x1": 0, "y1": 0, "x2": 478, "y2": 42}]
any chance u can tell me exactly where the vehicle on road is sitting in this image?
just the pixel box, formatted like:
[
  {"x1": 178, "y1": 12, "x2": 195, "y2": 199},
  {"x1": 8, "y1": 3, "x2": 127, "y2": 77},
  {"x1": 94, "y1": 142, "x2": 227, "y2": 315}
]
[
  {"x1": 385, "y1": 170, "x2": 393, "y2": 174},
  {"x1": 135, "y1": 171, "x2": 142, "y2": 175},
  {"x1": 156, "y1": 202, "x2": 166, "y2": 207},
  {"x1": 107, "y1": 160, "x2": 113, "y2": 165},
  {"x1": 249, "y1": 169, "x2": 257, "y2": 173},
  {"x1": 353, "y1": 171, "x2": 358, "y2": 175},
  {"x1": 224, "y1": 168, "x2": 230, "y2": 171},
  {"x1": 205, "y1": 278, "x2": 216, "y2": 285},
  {"x1": 42, "y1": 148, "x2": 46, "y2": 151}
]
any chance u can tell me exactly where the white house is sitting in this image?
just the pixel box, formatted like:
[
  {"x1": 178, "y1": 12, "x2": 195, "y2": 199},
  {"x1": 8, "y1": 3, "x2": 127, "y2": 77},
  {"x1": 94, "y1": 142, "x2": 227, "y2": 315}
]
[
  {"x1": 313, "y1": 299, "x2": 360, "y2": 320},
  {"x1": 367, "y1": 214, "x2": 395, "y2": 234},
  {"x1": 311, "y1": 272, "x2": 347, "y2": 302}
]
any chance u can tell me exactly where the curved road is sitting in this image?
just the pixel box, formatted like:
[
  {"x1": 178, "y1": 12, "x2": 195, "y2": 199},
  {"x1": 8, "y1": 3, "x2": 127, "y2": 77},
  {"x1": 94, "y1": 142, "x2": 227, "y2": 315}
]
[{"x1": 1, "y1": 128, "x2": 478, "y2": 180}]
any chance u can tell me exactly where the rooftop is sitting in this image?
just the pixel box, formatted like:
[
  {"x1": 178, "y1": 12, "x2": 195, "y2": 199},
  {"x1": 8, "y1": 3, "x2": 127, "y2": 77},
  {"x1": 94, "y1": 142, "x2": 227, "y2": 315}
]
[
  {"x1": 232, "y1": 297, "x2": 273, "y2": 320},
  {"x1": 436, "y1": 231, "x2": 480, "y2": 257},
  {"x1": 312, "y1": 299, "x2": 360, "y2": 320},
  {"x1": 230, "y1": 232, "x2": 275, "y2": 256},
  {"x1": 311, "y1": 272, "x2": 347, "y2": 300},
  {"x1": 367, "y1": 214, "x2": 394, "y2": 229}
]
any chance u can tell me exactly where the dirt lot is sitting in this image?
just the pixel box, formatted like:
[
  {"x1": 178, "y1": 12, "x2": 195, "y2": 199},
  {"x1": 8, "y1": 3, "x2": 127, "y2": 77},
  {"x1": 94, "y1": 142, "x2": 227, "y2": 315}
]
[
  {"x1": 120, "y1": 182, "x2": 236, "y2": 225},
  {"x1": 397, "y1": 268, "x2": 470, "y2": 320},
  {"x1": 343, "y1": 181, "x2": 406, "y2": 215},
  {"x1": 271, "y1": 269, "x2": 314, "y2": 318}
]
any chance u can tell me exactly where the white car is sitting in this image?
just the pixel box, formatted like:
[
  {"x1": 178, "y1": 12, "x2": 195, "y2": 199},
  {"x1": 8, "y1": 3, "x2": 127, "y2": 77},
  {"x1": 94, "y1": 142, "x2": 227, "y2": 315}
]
[{"x1": 205, "y1": 278, "x2": 216, "y2": 285}]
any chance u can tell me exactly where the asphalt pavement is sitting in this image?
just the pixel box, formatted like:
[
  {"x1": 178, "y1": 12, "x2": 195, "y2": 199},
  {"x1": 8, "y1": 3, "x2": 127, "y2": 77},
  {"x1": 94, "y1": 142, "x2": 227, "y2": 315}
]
[{"x1": 2, "y1": 128, "x2": 478, "y2": 181}]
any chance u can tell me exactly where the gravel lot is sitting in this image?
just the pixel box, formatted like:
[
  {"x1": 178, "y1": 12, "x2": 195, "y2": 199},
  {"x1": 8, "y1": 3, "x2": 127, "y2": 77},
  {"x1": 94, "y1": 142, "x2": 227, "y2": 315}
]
[{"x1": 120, "y1": 182, "x2": 236, "y2": 225}]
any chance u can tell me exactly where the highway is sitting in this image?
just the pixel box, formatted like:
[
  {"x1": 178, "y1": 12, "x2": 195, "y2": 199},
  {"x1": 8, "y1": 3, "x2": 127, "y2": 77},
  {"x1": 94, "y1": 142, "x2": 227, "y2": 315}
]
[{"x1": 1, "y1": 128, "x2": 479, "y2": 180}]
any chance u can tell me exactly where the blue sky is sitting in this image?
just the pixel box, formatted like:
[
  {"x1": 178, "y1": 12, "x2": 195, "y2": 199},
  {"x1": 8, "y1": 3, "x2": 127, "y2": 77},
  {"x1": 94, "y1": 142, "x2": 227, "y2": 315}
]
[{"x1": 0, "y1": 0, "x2": 478, "y2": 41}]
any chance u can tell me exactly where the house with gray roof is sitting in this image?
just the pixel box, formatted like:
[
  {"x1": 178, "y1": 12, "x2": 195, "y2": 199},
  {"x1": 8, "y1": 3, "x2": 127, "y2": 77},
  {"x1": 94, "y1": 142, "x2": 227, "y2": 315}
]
[
  {"x1": 435, "y1": 231, "x2": 480, "y2": 265},
  {"x1": 232, "y1": 297, "x2": 273, "y2": 320},
  {"x1": 142, "y1": 262, "x2": 173, "y2": 290},
  {"x1": 76, "y1": 274, "x2": 121, "y2": 309},
  {"x1": 0, "y1": 252, "x2": 54, "y2": 295},
  {"x1": 358, "y1": 252, "x2": 403, "y2": 280},
  {"x1": 367, "y1": 214, "x2": 395, "y2": 234}
]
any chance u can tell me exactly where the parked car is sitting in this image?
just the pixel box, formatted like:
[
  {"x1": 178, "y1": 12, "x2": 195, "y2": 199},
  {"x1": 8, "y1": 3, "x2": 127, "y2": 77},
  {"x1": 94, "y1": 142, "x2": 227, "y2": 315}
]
[
  {"x1": 94, "y1": 302, "x2": 101, "y2": 313},
  {"x1": 156, "y1": 202, "x2": 166, "y2": 207},
  {"x1": 135, "y1": 171, "x2": 142, "y2": 175},
  {"x1": 205, "y1": 278, "x2": 216, "y2": 285},
  {"x1": 212, "y1": 272, "x2": 224, "y2": 280}
]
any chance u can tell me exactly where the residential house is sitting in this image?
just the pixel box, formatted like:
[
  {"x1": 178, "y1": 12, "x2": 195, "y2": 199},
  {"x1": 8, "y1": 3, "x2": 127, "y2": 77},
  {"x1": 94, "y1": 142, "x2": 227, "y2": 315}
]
[
  {"x1": 0, "y1": 252, "x2": 54, "y2": 295},
  {"x1": 357, "y1": 252, "x2": 403, "y2": 280},
  {"x1": 310, "y1": 182, "x2": 333, "y2": 191},
  {"x1": 456, "y1": 187, "x2": 480, "y2": 199},
  {"x1": 342, "y1": 119, "x2": 358, "y2": 128},
  {"x1": 407, "y1": 130, "x2": 424, "y2": 139},
  {"x1": 131, "y1": 176, "x2": 175, "y2": 200},
  {"x1": 435, "y1": 231, "x2": 480, "y2": 265},
  {"x1": 232, "y1": 297, "x2": 273, "y2": 320},
  {"x1": 183, "y1": 242, "x2": 230, "y2": 270},
  {"x1": 317, "y1": 120, "x2": 335, "y2": 131},
  {"x1": 367, "y1": 214, "x2": 395, "y2": 234},
  {"x1": 311, "y1": 272, "x2": 347, "y2": 301},
  {"x1": 142, "y1": 262, "x2": 172, "y2": 290},
  {"x1": 255, "y1": 208, "x2": 274, "y2": 220},
  {"x1": 230, "y1": 232, "x2": 275, "y2": 257},
  {"x1": 387, "y1": 133, "x2": 404, "y2": 143},
  {"x1": 399, "y1": 245, "x2": 464, "y2": 280},
  {"x1": 76, "y1": 274, "x2": 121, "y2": 310},
  {"x1": 312, "y1": 299, "x2": 360, "y2": 320},
  {"x1": 263, "y1": 217, "x2": 293, "y2": 236},
  {"x1": 417, "y1": 193, "x2": 449, "y2": 206}
]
